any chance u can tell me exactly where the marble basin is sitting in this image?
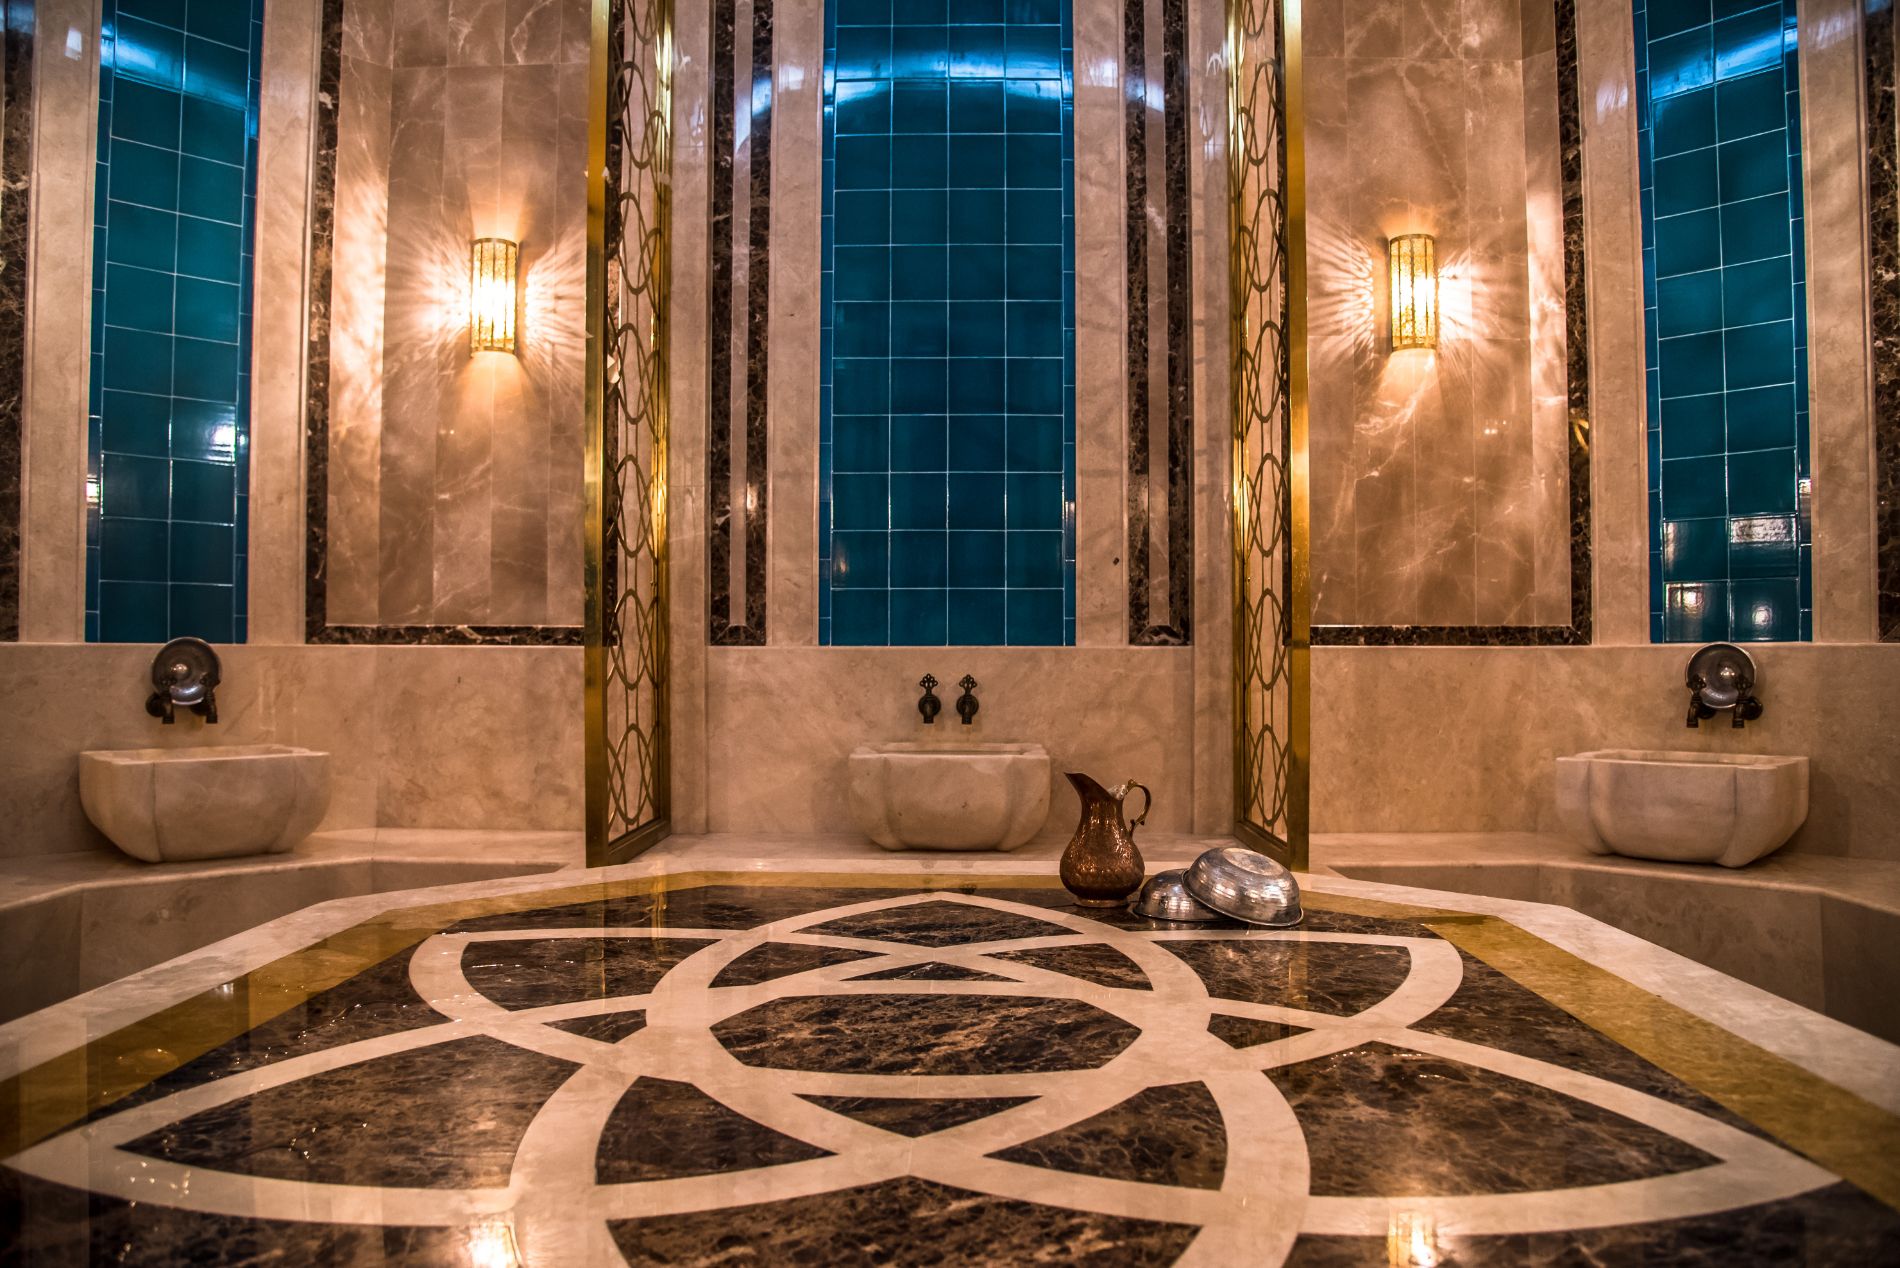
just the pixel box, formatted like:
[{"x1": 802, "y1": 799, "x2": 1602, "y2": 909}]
[
  {"x1": 1554, "y1": 749, "x2": 1808, "y2": 868},
  {"x1": 79, "y1": 745, "x2": 332, "y2": 863},
  {"x1": 847, "y1": 742, "x2": 1051, "y2": 851}
]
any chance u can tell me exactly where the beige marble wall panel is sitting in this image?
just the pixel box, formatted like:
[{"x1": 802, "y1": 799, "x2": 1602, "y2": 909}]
[
  {"x1": 395, "y1": 0, "x2": 450, "y2": 67},
  {"x1": 325, "y1": 49, "x2": 393, "y2": 625},
  {"x1": 668, "y1": 0, "x2": 713, "y2": 831},
  {"x1": 1310, "y1": 644, "x2": 1900, "y2": 861},
  {"x1": 249, "y1": 0, "x2": 324, "y2": 644},
  {"x1": 1800, "y1": 0, "x2": 1879, "y2": 642},
  {"x1": 505, "y1": 0, "x2": 567, "y2": 65},
  {"x1": 377, "y1": 65, "x2": 447, "y2": 621},
  {"x1": 1521, "y1": 43, "x2": 1570, "y2": 625},
  {"x1": 1575, "y1": 0, "x2": 1648, "y2": 643},
  {"x1": 0, "y1": 643, "x2": 583, "y2": 855},
  {"x1": 342, "y1": 0, "x2": 394, "y2": 64},
  {"x1": 371, "y1": 645, "x2": 583, "y2": 829},
  {"x1": 449, "y1": 0, "x2": 508, "y2": 66},
  {"x1": 544, "y1": 59, "x2": 589, "y2": 625},
  {"x1": 1072, "y1": 0, "x2": 1124, "y2": 647},
  {"x1": 767, "y1": 0, "x2": 821, "y2": 646},
  {"x1": 1187, "y1": 0, "x2": 1232, "y2": 831},
  {"x1": 18, "y1": 0, "x2": 101, "y2": 643},
  {"x1": 702, "y1": 648, "x2": 1197, "y2": 838}
]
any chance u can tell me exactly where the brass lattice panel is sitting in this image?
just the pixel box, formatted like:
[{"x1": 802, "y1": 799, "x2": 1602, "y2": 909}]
[
  {"x1": 1227, "y1": 0, "x2": 1308, "y2": 868},
  {"x1": 586, "y1": 0, "x2": 673, "y2": 864}
]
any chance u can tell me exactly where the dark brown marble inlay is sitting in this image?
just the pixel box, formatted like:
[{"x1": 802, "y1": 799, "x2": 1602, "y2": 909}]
[
  {"x1": 0, "y1": 0, "x2": 33, "y2": 643},
  {"x1": 1869, "y1": 0, "x2": 1900, "y2": 642},
  {"x1": 992, "y1": 1081, "x2": 1227, "y2": 1190},
  {"x1": 596, "y1": 1076, "x2": 830, "y2": 1183},
  {"x1": 798, "y1": 1093, "x2": 1037, "y2": 1138}
]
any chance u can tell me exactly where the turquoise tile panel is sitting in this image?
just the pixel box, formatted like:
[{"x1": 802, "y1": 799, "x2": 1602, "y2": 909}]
[
  {"x1": 1638, "y1": 0, "x2": 1809, "y2": 642},
  {"x1": 89, "y1": 0, "x2": 263, "y2": 645},
  {"x1": 821, "y1": 0, "x2": 1075, "y2": 645}
]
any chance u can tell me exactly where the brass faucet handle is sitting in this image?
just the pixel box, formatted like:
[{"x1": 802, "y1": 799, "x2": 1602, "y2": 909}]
[
  {"x1": 959, "y1": 674, "x2": 977, "y2": 692},
  {"x1": 920, "y1": 673, "x2": 938, "y2": 691}
]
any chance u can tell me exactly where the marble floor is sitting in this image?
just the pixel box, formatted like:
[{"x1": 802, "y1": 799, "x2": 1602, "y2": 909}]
[{"x1": 2, "y1": 853, "x2": 1898, "y2": 1265}]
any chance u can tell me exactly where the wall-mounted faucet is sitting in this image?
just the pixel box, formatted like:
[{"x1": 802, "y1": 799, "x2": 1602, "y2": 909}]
[
  {"x1": 1685, "y1": 642, "x2": 1762, "y2": 729},
  {"x1": 145, "y1": 637, "x2": 221, "y2": 725},
  {"x1": 918, "y1": 674, "x2": 942, "y2": 724},
  {"x1": 956, "y1": 675, "x2": 980, "y2": 726}
]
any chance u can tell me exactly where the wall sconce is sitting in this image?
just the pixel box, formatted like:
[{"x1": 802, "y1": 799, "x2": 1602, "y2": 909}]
[
  {"x1": 469, "y1": 237, "x2": 519, "y2": 354},
  {"x1": 1387, "y1": 233, "x2": 1438, "y2": 352}
]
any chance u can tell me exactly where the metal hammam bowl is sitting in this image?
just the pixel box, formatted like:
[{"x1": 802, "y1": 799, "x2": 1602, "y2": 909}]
[
  {"x1": 1183, "y1": 845, "x2": 1304, "y2": 928},
  {"x1": 1128, "y1": 869, "x2": 1221, "y2": 922}
]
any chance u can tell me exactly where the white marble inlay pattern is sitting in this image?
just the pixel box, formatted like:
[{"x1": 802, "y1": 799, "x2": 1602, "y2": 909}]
[{"x1": 3, "y1": 889, "x2": 1840, "y2": 1265}]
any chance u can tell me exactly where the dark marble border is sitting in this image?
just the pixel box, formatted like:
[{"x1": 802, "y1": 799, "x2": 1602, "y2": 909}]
[
  {"x1": 0, "y1": 1, "x2": 33, "y2": 642},
  {"x1": 1125, "y1": 0, "x2": 1193, "y2": 647},
  {"x1": 1869, "y1": 0, "x2": 1900, "y2": 642},
  {"x1": 300, "y1": 0, "x2": 580, "y2": 648},
  {"x1": 1314, "y1": 0, "x2": 1595, "y2": 649},
  {"x1": 707, "y1": 0, "x2": 771, "y2": 647}
]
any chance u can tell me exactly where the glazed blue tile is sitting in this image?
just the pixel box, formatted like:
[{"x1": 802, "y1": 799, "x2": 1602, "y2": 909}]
[
  {"x1": 835, "y1": 246, "x2": 891, "y2": 299},
  {"x1": 1004, "y1": 25, "x2": 1059, "y2": 76},
  {"x1": 180, "y1": 97, "x2": 244, "y2": 165},
  {"x1": 1007, "y1": 416, "x2": 1062, "y2": 470},
  {"x1": 1006, "y1": 190, "x2": 1060, "y2": 243},
  {"x1": 112, "y1": 79, "x2": 182, "y2": 150},
  {"x1": 1714, "y1": 6, "x2": 1782, "y2": 80},
  {"x1": 948, "y1": 531, "x2": 1005, "y2": 586},
  {"x1": 1006, "y1": 301, "x2": 1062, "y2": 356},
  {"x1": 835, "y1": 303, "x2": 890, "y2": 358},
  {"x1": 1716, "y1": 68, "x2": 1784, "y2": 138},
  {"x1": 1725, "y1": 383, "x2": 1795, "y2": 451},
  {"x1": 834, "y1": 416, "x2": 889, "y2": 471},
  {"x1": 836, "y1": 80, "x2": 891, "y2": 134},
  {"x1": 950, "y1": 81, "x2": 1005, "y2": 131},
  {"x1": 893, "y1": 0, "x2": 946, "y2": 24},
  {"x1": 1649, "y1": 28, "x2": 1715, "y2": 97},
  {"x1": 170, "y1": 521, "x2": 234, "y2": 583},
  {"x1": 99, "y1": 517, "x2": 169, "y2": 581},
  {"x1": 891, "y1": 416, "x2": 948, "y2": 469},
  {"x1": 949, "y1": 189, "x2": 1005, "y2": 242},
  {"x1": 102, "y1": 452, "x2": 171, "y2": 519},
  {"x1": 832, "y1": 588, "x2": 891, "y2": 644},
  {"x1": 893, "y1": 81, "x2": 947, "y2": 132},
  {"x1": 121, "y1": 0, "x2": 188, "y2": 24},
  {"x1": 186, "y1": 36, "x2": 248, "y2": 108},
  {"x1": 1718, "y1": 193, "x2": 1788, "y2": 263},
  {"x1": 831, "y1": 531, "x2": 891, "y2": 588},
  {"x1": 1728, "y1": 576, "x2": 1798, "y2": 640},
  {"x1": 1727, "y1": 520, "x2": 1798, "y2": 579},
  {"x1": 107, "y1": 202, "x2": 179, "y2": 272},
  {"x1": 186, "y1": 0, "x2": 252, "y2": 42},
  {"x1": 98, "y1": 580, "x2": 170, "y2": 643},
  {"x1": 838, "y1": 0, "x2": 890, "y2": 22},
  {"x1": 105, "y1": 263, "x2": 176, "y2": 333},
  {"x1": 947, "y1": 588, "x2": 1005, "y2": 643},
  {"x1": 1660, "y1": 455, "x2": 1727, "y2": 519},
  {"x1": 1659, "y1": 394, "x2": 1724, "y2": 458},
  {"x1": 948, "y1": 301, "x2": 1006, "y2": 356},
  {"x1": 1723, "y1": 319, "x2": 1793, "y2": 390},
  {"x1": 1005, "y1": 588, "x2": 1062, "y2": 644},
  {"x1": 177, "y1": 216, "x2": 241, "y2": 282},
  {"x1": 1662, "y1": 517, "x2": 1727, "y2": 580},
  {"x1": 952, "y1": 414, "x2": 1005, "y2": 469},
  {"x1": 1004, "y1": 472, "x2": 1061, "y2": 530},
  {"x1": 1725, "y1": 447, "x2": 1796, "y2": 514},
  {"x1": 950, "y1": 24, "x2": 1005, "y2": 76},
  {"x1": 833, "y1": 473, "x2": 891, "y2": 530},
  {"x1": 171, "y1": 399, "x2": 240, "y2": 462},
  {"x1": 892, "y1": 358, "x2": 948, "y2": 411},
  {"x1": 1654, "y1": 208, "x2": 1721, "y2": 275},
  {"x1": 1653, "y1": 149, "x2": 1718, "y2": 215},
  {"x1": 836, "y1": 27, "x2": 893, "y2": 78},
  {"x1": 178, "y1": 155, "x2": 243, "y2": 223},
  {"x1": 947, "y1": 244, "x2": 1005, "y2": 299},
  {"x1": 169, "y1": 583, "x2": 233, "y2": 643},
  {"x1": 891, "y1": 472, "x2": 947, "y2": 528},
  {"x1": 1722, "y1": 256, "x2": 1791, "y2": 327},
  {"x1": 174, "y1": 334, "x2": 239, "y2": 400},
  {"x1": 892, "y1": 246, "x2": 948, "y2": 300},
  {"x1": 1655, "y1": 271, "x2": 1721, "y2": 337},
  {"x1": 1717, "y1": 130, "x2": 1786, "y2": 203},
  {"x1": 171, "y1": 459, "x2": 234, "y2": 524},
  {"x1": 1657, "y1": 330, "x2": 1723, "y2": 397},
  {"x1": 891, "y1": 301, "x2": 948, "y2": 357},
  {"x1": 948, "y1": 358, "x2": 1004, "y2": 412},
  {"x1": 110, "y1": 139, "x2": 181, "y2": 210},
  {"x1": 1005, "y1": 79, "x2": 1061, "y2": 132},
  {"x1": 103, "y1": 326, "x2": 173, "y2": 393},
  {"x1": 1005, "y1": 358, "x2": 1060, "y2": 413},
  {"x1": 949, "y1": 473, "x2": 1006, "y2": 529},
  {"x1": 1664, "y1": 580, "x2": 1728, "y2": 641},
  {"x1": 101, "y1": 390, "x2": 170, "y2": 456},
  {"x1": 1005, "y1": 531, "x2": 1061, "y2": 588},
  {"x1": 1004, "y1": 245, "x2": 1061, "y2": 300},
  {"x1": 891, "y1": 191, "x2": 948, "y2": 244},
  {"x1": 891, "y1": 532, "x2": 949, "y2": 588}
]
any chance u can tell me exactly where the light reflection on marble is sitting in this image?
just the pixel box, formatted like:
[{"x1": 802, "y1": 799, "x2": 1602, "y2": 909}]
[
  {"x1": 323, "y1": 0, "x2": 589, "y2": 632},
  {"x1": 1306, "y1": 0, "x2": 1573, "y2": 629},
  {"x1": 2, "y1": 857, "x2": 1896, "y2": 1264}
]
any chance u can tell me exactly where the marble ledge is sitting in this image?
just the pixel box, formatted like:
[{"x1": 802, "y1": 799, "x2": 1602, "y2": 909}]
[{"x1": 0, "y1": 828, "x2": 583, "y2": 913}]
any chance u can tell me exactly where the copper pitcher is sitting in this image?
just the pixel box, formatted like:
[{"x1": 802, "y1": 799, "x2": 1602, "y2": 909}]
[{"x1": 1059, "y1": 773, "x2": 1153, "y2": 907}]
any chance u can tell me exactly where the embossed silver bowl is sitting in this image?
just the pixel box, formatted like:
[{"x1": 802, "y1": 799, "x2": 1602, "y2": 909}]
[
  {"x1": 1183, "y1": 845, "x2": 1303, "y2": 927},
  {"x1": 1128, "y1": 869, "x2": 1220, "y2": 922}
]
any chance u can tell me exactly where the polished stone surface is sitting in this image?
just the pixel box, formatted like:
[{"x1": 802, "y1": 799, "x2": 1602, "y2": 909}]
[
  {"x1": 1554, "y1": 750, "x2": 1809, "y2": 868},
  {"x1": 2, "y1": 859, "x2": 1895, "y2": 1264},
  {"x1": 846, "y1": 742, "x2": 1053, "y2": 851},
  {"x1": 78, "y1": 745, "x2": 333, "y2": 864}
]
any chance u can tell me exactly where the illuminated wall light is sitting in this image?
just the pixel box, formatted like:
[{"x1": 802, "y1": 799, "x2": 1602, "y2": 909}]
[
  {"x1": 1387, "y1": 233, "x2": 1438, "y2": 352},
  {"x1": 469, "y1": 237, "x2": 519, "y2": 355}
]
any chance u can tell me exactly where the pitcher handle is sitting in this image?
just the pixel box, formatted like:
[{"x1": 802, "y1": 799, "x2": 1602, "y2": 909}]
[{"x1": 1116, "y1": 780, "x2": 1153, "y2": 830}]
